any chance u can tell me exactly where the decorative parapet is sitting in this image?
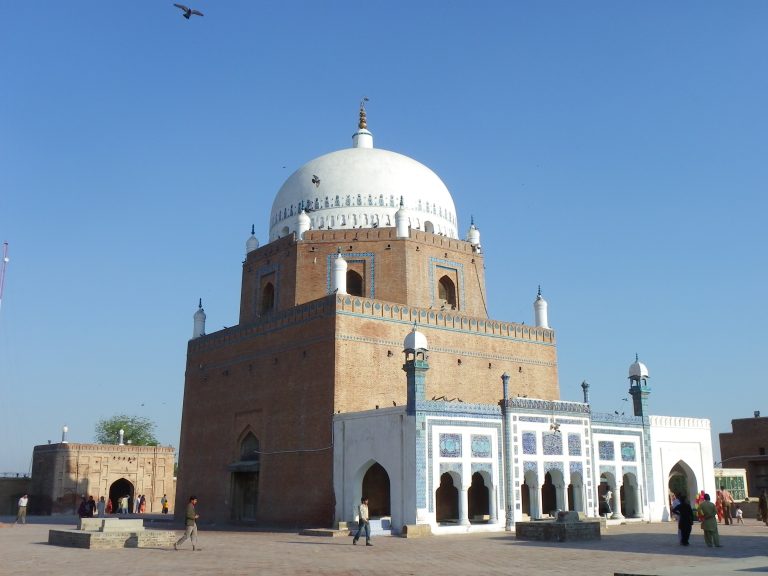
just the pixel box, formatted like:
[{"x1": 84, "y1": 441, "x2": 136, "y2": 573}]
[
  {"x1": 648, "y1": 415, "x2": 711, "y2": 429},
  {"x1": 591, "y1": 412, "x2": 644, "y2": 426},
  {"x1": 336, "y1": 295, "x2": 555, "y2": 345},
  {"x1": 501, "y1": 398, "x2": 590, "y2": 415},
  {"x1": 418, "y1": 400, "x2": 501, "y2": 417},
  {"x1": 189, "y1": 296, "x2": 336, "y2": 353}
]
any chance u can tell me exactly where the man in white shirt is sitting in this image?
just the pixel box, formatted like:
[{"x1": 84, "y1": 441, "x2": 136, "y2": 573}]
[
  {"x1": 352, "y1": 497, "x2": 372, "y2": 546},
  {"x1": 16, "y1": 494, "x2": 28, "y2": 525}
]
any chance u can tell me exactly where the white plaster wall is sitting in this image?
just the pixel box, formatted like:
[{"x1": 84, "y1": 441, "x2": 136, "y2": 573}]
[
  {"x1": 333, "y1": 408, "x2": 415, "y2": 534},
  {"x1": 648, "y1": 415, "x2": 715, "y2": 522}
]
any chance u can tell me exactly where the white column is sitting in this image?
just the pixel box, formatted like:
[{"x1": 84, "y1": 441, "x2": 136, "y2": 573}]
[
  {"x1": 611, "y1": 482, "x2": 624, "y2": 519},
  {"x1": 458, "y1": 487, "x2": 470, "y2": 525},
  {"x1": 489, "y1": 485, "x2": 497, "y2": 523},
  {"x1": 533, "y1": 484, "x2": 542, "y2": 519},
  {"x1": 555, "y1": 482, "x2": 565, "y2": 511}
]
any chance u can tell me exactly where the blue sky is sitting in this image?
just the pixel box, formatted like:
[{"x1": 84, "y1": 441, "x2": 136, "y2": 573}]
[{"x1": 1, "y1": 1, "x2": 766, "y2": 473}]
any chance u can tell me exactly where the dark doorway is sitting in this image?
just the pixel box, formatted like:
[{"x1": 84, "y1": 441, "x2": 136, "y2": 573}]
[
  {"x1": 468, "y1": 472, "x2": 489, "y2": 522},
  {"x1": 362, "y1": 463, "x2": 390, "y2": 517},
  {"x1": 109, "y1": 478, "x2": 133, "y2": 515},
  {"x1": 568, "y1": 484, "x2": 575, "y2": 511},
  {"x1": 232, "y1": 472, "x2": 259, "y2": 521},
  {"x1": 435, "y1": 473, "x2": 459, "y2": 523},
  {"x1": 541, "y1": 472, "x2": 556, "y2": 516},
  {"x1": 521, "y1": 481, "x2": 531, "y2": 516}
]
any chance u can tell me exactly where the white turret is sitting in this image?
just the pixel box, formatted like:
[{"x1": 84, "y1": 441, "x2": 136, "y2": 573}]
[
  {"x1": 533, "y1": 286, "x2": 549, "y2": 329},
  {"x1": 246, "y1": 225, "x2": 259, "y2": 254},
  {"x1": 331, "y1": 251, "x2": 348, "y2": 295},
  {"x1": 628, "y1": 354, "x2": 649, "y2": 382},
  {"x1": 296, "y1": 210, "x2": 311, "y2": 239},
  {"x1": 467, "y1": 216, "x2": 481, "y2": 252},
  {"x1": 193, "y1": 298, "x2": 206, "y2": 338},
  {"x1": 395, "y1": 196, "x2": 409, "y2": 238},
  {"x1": 403, "y1": 325, "x2": 429, "y2": 354},
  {"x1": 352, "y1": 97, "x2": 373, "y2": 149}
]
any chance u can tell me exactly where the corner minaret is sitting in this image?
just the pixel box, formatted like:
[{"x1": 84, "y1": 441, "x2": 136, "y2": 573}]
[
  {"x1": 246, "y1": 225, "x2": 259, "y2": 254},
  {"x1": 533, "y1": 286, "x2": 549, "y2": 329},
  {"x1": 192, "y1": 298, "x2": 206, "y2": 339},
  {"x1": 467, "y1": 216, "x2": 481, "y2": 253},
  {"x1": 628, "y1": 354, "x2": 650, "y2": 417},
  {"x1": 403, "y1": 325, "x2": 429, "y2": 415},
  {"x1": 331, "y1": 250, "x2": 348, "y2": 295},
  {"x1": 352, "y1": 97, "x2": 373, "y2": 149}
]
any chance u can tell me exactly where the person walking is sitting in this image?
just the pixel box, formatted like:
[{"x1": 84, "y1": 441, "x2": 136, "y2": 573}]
[
  {"x1": 175, "y1": 496, "x2": 201, "y2": 551},
  {"x1": 759, "y1": 489, "x2": 768, "y2": 526},
  {"x1": 97, "y1": 496, "x2": 106, "y2": 517},
  {"x1": 672, "y1": 493, "x2": 694, "y2": 546},
  {"x1": 161, "y1": 494, "x2": 169, "y2": 514},
  {"x1": 15, "y1": 494, "x2": 28, "y2": 525},
  {"x1": 699, "y1": 493, "x2": 722, "y2": 547},
  {"x1": 720, "y1": 485, "x2": 734, "y2": 525},
  {"x1": 352, "y1": 496, "x2": 372, "y2": 546}
]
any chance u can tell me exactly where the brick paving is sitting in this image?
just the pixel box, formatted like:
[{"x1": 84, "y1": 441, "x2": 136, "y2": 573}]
[{"x1": 0, "y1": 516, "x2": 766, "y2": 576}]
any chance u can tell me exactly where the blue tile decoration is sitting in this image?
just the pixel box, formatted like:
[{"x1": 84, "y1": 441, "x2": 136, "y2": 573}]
[
  {"x1": 439, "y1": 433, "x2": 462, "y2": 458},
  {"x1": 621, "y1": 442, "x2": 636, "y2": 462},
  {"x1": 326, "y1": 252, "x2": 375, "y2": 298},
  {"x1": 570, "y1": 462, "x2": 583, "y2": 476},
  {"x1": 622, "y1": 465, "x2": 637, "y2": 478},
  {"x1": 471, "y1": 463, "x2": 492, "y2": 476},
  {"x1": 599, "y1": 465, "x2": 616, "y2": 477},
  {"x1": 544, "y1": 461, "x2": 564, "y2": 473},
  {"x1": 568, "y1": 433, "x2": 582, "y2": 456},
  {"x1": 543, "y1": 432, "x2": 563, "y2": 455},
  {"x1": 519, "y1": 416, "x2": 548, "y2": 423},
  {"x1": 523, "y1": 461, "x2": 537, "y2": 472},
  {"x1": 429, "y1": 258, "x2": 465, "y2": 310},
  {"x1": 440, "y1": 462, "x2": 462, "y2": 476},
  {"x1": 471, "y1": 435, "x2": 492, "y2": 458},
  {"x1": 522, "y1": 432, "x2": 537, "y2": 455},
  {"x1": 598, "y1": 441, "x2": 615, "y2": 461}
]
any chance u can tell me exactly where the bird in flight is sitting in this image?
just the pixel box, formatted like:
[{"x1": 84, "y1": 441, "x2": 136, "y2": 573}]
[
  {"x1": 311, "y1": 174, "x2": 321, "y2": 187},
  {"x1": 174, "y1": 4, "x2": 204, "y2": 19}
]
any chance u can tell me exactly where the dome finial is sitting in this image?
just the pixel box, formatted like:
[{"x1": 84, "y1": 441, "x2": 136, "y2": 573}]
[
  {"x1": 359, "y1": 96, "x2": 369, "y2": 129},
  {"x1": 538, "y1": 285, "x2": 542, "y2": 297},
  {"x1": 635, "y1": 352, "x2": 639, "y2": 362},
  {"x1": 198, "y1": 298, "x2": 203, "y2": 309},
  {"x1": 251, "y1": 224, "x2": 255, "y2": 235}
]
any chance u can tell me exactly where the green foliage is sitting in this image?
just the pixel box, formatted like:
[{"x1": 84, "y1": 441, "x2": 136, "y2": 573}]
[{"x1": 94, "y1": 414, "x2": 159, "y2": 446}]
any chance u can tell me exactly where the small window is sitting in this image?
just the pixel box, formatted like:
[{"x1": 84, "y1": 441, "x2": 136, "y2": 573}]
[
  {"x1": 240, "y1": 433, "x2": 260, "y2": 462},
  {"x1": 261, "y1": 282, "x2": 275, "y2": 314},
  {"x1": 347, "y1": 270, "x2": 364, "y2": 296},
  {"x1": 438, "y1": 275, "x2": 457, "y2": 309}
]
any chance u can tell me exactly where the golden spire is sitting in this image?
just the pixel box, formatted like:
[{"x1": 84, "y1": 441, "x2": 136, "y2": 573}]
[{"x1": 358, "y1": 96, "x2": 369, "y2": 129}]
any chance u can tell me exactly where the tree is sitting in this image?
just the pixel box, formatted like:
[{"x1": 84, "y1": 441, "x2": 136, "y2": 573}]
[{"x1": 94, "y1": 414, "x2": 159, "y2": 446}]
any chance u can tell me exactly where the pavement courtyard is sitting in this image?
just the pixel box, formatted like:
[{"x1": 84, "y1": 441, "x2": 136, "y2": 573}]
[{"x1": 0, "y1": 516, "x2": 767, "y2": 576}]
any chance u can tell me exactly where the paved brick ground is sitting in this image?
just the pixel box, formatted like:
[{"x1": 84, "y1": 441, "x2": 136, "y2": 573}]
[{"x1": 1, "y1": 516, "x2": 766, "y2": 576}]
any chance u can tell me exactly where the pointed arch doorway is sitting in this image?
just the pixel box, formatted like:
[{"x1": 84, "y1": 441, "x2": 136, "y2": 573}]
[
  {"x1": 109, "y1": 478, "x2": 134, "y2": 514},
  {"x1": 361, "y1": 462, "x2": 390, "y2": 517}
]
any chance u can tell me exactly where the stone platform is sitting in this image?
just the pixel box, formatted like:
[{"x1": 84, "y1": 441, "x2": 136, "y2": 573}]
[
  {"x1": 516, "y1": 511, "x2": 602, "y2": 542},
  {"x1": 48, "y1": 517, "x2": 177, "y2": 549}
]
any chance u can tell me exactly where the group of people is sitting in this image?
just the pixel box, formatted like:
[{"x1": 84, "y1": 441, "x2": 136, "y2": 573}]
[
  {"x1": 671, "y1": 485, "x2": 755, "y2": 548},
  {"x1": 74, "y1": 493, "x2": 171, "y2": 516},
  {"x1": 77, "y1": 495, "x2": 106, "y2": 518}
]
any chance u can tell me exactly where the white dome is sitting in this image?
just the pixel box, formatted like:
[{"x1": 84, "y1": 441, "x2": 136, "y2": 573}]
[
  {"x1": 269, "y1": 124, "x2": 458, "y2": 242},
  {"x1": 629, "y1": 355, "x2": 649, "y2": 380},
  {"x1": 403, "y1": 327, "x2": 428, "y2": 352}
]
